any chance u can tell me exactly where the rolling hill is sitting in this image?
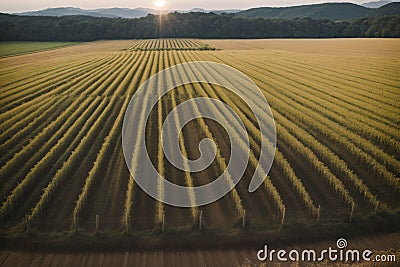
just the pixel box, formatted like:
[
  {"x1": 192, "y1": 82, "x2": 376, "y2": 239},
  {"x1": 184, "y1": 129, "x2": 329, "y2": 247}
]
[
  {"x1": 14, "y1": 7, "x2": 155, "y2": 18},
  {"x1": 362, "y1": 1, "x2": 393, "y2": 8},
  {"x1": 235, "y1": 2, "x2": 400, "y2": 20},
  {"x1": 8, "y1": 2, "x2": 400, "y2": 21},
  {"x1": 369, "y1": 2, "x2": 400, "y2": 15},
  {"x1": 12, "y1": 7, "x2": 241, "y2": 18}
]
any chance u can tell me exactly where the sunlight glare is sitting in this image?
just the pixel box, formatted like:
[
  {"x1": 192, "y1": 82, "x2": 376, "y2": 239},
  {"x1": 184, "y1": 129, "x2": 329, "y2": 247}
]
[{"x1": 154, "y1": 1, "x2": 166, "y2": 8}]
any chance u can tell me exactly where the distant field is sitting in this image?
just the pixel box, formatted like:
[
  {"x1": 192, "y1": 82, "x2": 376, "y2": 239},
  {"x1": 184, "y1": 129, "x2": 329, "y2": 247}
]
[
  {"x1": 0, "y1": 38, "x2": 399, "y2": 254},
  {"x1": 205, "y1": 38, "x2": 400, "y2": 56},
  {"x1": 0, "y1": 42, "x2": 78, "y2": 57}
]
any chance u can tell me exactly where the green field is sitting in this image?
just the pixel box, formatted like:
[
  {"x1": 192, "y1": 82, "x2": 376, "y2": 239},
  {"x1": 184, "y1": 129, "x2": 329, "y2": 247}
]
[{"x1": 0, "y1": 42, "x2": 78, "y2": 57}]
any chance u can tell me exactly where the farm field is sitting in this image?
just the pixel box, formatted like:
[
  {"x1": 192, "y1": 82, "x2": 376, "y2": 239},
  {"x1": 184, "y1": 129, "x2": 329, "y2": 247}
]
[
  {"x1": 0, "y1": 38, "x2": 399, "y2": 257},
  {"x1": 0, "y1": 42, "x2": 78, "y2": 57}
]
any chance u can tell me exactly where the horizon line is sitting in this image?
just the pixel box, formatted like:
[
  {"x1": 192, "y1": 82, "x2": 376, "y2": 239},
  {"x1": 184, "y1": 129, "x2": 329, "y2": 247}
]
[{"x1": 3, "y1": 1, "x2": 398, "y2": 13}]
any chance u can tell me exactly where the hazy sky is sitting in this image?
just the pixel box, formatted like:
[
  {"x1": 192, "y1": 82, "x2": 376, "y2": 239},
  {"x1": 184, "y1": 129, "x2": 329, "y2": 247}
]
[{"x1": 0, "y1": 0, "x2": 381, "y2": 12}]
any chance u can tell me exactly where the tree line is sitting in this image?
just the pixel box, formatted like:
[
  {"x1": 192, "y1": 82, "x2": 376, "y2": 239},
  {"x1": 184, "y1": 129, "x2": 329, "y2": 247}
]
[{"x1": 0, "y1": 12, "x2": 399, "y2": 41}]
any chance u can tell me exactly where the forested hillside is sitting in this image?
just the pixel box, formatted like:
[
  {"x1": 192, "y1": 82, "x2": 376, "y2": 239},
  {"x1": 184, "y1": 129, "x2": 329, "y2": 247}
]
[{"x1": 0, "y1": 12, "x2": 399, "y2": 41}]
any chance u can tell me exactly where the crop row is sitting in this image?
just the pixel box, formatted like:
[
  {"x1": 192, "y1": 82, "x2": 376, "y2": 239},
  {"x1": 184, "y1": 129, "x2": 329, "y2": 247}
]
[{"x1": 208, "y1": 52, "x2": 399, "y2": 191}]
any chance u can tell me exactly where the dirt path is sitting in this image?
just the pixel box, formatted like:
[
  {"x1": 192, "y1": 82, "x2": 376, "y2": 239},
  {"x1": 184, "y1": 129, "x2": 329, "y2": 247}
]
[{"x1": 182, "y1": 116, "x2": 236, "y2": 228}]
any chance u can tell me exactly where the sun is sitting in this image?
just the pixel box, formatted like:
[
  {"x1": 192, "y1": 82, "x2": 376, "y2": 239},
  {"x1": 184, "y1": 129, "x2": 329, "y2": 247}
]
[{"x1": 154, "y1": 1, "x2": 166, "y2": 8}]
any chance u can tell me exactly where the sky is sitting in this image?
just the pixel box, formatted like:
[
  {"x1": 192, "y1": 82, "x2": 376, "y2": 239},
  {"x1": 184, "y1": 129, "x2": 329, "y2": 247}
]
[{"x1": 0, "y1": 0, "x2": 385, "y2": 13}]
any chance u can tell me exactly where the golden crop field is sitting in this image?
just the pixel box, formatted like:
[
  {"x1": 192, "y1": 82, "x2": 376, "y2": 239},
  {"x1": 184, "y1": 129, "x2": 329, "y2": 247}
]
[{"x1": 0, "y1": 38, "x2": 399, "y2": 248}]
